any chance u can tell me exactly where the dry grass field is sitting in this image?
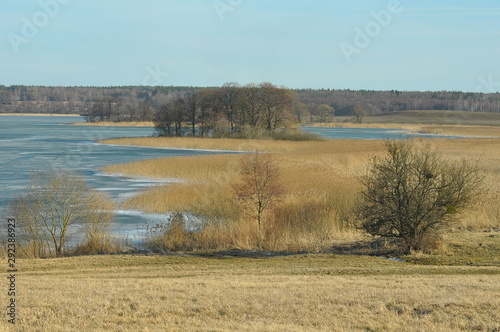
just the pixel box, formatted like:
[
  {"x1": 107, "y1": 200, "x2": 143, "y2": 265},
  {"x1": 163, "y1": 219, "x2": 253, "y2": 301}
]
[{"x1": 4, "y1": 253, "x2": 499, "y2": 332}]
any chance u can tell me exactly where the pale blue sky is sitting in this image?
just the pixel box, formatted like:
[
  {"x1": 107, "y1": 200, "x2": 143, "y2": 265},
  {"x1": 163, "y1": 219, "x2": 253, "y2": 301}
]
[{"x1": 1, "y1": 0, "x2": 499, "y2": 91}]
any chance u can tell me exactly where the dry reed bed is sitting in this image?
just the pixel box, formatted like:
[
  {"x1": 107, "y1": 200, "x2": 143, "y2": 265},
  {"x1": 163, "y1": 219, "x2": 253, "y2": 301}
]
[
  {"x1": 9, "y1": 255, "x2": 500, "y2": 331},
  {"x1": 102, "y1": 137, "x2": 500, "y2": 251},
  {"x1": 419, "y1": 125, "x2": 500, "y2": 137},
  {"x1": 100, "y1": 136, "x2": 321, "y2": 152}
]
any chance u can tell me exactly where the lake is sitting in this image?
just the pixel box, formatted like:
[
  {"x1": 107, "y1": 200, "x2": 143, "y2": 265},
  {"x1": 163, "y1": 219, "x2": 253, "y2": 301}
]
[
  {"x1": 0, "y1": 116, "x2": 229, "y2": 237},
  {"x1": 0, "y1": 116, "x2": 461, "y2": 238}
]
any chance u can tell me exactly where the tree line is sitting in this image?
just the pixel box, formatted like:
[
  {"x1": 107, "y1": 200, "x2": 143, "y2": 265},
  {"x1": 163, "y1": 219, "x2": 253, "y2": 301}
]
[
  {"x1": 296, "y1": 89, "x2": 500, "y2": 115},
  {"x1": 1, "y1": 84, "x2": 499, "y2": 118}
]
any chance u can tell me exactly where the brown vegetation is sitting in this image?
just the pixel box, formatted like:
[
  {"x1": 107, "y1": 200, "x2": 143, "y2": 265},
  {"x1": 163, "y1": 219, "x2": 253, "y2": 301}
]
[
  {"x1": 234, "y1": 153, "x2": 285, "y2": 238},
  {"x1": 7, "y1": 254, "x2": 500, "y2": 331},
  {"x1": 11, "y1": 170, "x2": 116, "y2": 257},
  {"x1": 359, "y1": 140, "x2": 483, "y2": 253},
  {"x1": 102, "y1": 137, "x2": 500, "y2": 253}
]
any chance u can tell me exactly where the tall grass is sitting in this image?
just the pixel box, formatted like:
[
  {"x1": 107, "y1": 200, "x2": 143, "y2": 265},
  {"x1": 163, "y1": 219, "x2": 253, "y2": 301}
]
[
  {"x1": 214, "y1": 127, "x2": 324, "y2": 141},
  {"x1": 105, "y1": 137, "x2": 500, "y2": 252},
  {"x1": 100, "y1": 136, "x2": 322, "y2": 152},
  {"x1": 72, "y1": 235, "x2": 127, "y2": 256}
]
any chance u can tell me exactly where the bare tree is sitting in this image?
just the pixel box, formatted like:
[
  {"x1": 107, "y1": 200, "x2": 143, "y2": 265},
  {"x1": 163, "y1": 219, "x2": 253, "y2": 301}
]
[
  {"x1": 11, "y1": 170, "x2": 115, "y2": 257},
  {"x1": 313, "y1": 104, "x2": 335, "y2": 123},
  {"x1": 260, "y1": 83, "x2": 296, "y2": 130},
  {"x1": 154, "y1": 103, "x2": 175, "y2": 136},
  {"x1": 185, "y1": 92, "x2": 199, "y2": 136},
  {"x1": 240, "y1": 83, "x2": 265, "y2": 128},
  {"x1": 293, "y1": 102, "x2": 310, "y2": 124},
  {"x1": 351, "y1": 104, "x2": 367, "y2": 123},
  {"x1": 234, "y1": 152, "x2": 285, "y2": 243},
  {"x1": 359, "y1": 140, "x2": 483, "y2": 253},
  {"x1": 220, "y1": 82, "x2": 241, "y2": 133},
  {"x1": 172, "y1": 96, "x2": 187, "y2": 136}
]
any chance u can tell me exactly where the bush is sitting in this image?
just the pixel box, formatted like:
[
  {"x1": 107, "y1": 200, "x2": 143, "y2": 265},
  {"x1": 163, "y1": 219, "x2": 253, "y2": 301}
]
[
  {"x1": 143, "y1": 213, "x2": 196, "y2": 252},
  {"x1": 73, "y1": 235, "x2": 126, "y2": 255},
  {"x1": 358, "y1": 139, "x2": 483, "y2": 254}
]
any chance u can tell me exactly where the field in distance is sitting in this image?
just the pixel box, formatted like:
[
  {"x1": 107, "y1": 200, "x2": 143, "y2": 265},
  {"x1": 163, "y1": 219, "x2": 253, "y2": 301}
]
[
  {"x1": 337, "y1": 110, "x2": 500, "y2": 126},
  {"x1": 313, "y1": 110, "x2": 500, "y2": 137}
]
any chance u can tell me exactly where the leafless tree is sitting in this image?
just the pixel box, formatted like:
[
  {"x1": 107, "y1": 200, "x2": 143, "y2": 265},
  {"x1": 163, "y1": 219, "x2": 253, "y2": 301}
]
[
  {"x1": 293, "y1": 102, "x2": 310, "y2": 124},
  {"x1": 314, "y1": 104, "x2": 335, "y2": 123},
  {"x1": 359, "y1": 140, "x2": 483, "y2": 253},
  {"x1": 11, "y1": 169, "x2": 115, "y2": 257},
  {"x1": 234, "y1": 152, "x2": 285, "y2": 243},
  {"x1": 351, "y1": 104, "x2": 367, "y2": 123}
]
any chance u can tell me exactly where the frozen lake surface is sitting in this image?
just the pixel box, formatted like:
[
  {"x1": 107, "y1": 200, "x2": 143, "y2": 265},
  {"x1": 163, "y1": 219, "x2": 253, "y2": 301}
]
[{"x1": 0, "y1": 116, "x2": 228, "y2": 237}]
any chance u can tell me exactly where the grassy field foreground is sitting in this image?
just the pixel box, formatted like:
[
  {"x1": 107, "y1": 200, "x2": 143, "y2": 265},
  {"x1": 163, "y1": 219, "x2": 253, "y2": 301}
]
[{"x1": 3, "y1": 253, "x2": 499, "y2": 331}]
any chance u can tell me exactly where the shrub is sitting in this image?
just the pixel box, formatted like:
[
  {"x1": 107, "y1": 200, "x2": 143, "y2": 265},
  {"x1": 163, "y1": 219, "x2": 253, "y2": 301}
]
[
  {"x1": 358, "y1": 140, "x2": 483, "y2": 254},
  {"x1": 143, "y1": 213, "x2": 195, "y2": 252}
]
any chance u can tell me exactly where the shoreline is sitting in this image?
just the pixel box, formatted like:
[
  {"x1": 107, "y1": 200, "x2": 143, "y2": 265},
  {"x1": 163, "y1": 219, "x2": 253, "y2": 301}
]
[
  {"x1": 97, "y1": 141, "x2": 248, "y2": 153},
  {"x1": 72, "y1": 121, "x2": 154, "y2": 127}
]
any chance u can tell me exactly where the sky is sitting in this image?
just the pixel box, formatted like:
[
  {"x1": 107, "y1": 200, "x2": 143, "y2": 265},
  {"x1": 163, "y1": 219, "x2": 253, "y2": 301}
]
[{"x1": 1, "y1": 0, "x2": 499, "y2": 92}]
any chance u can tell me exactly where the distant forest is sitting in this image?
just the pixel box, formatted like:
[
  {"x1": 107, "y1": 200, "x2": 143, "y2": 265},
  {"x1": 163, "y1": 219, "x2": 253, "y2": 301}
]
[{"x1": 1, "y1": 85, "x2": 499, "y2": 123}]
